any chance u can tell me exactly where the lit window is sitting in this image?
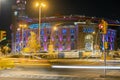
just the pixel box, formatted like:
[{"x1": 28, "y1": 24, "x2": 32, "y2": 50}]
[
  {"x1": 62, "y1": 29, "x2": 67, "y2": 34},
  {"x1": 70, "y1": 29, "x2": 75, "y2": 34},
  {"x1": 40, "y1": 30, "x2": 44, "y2": 35}
]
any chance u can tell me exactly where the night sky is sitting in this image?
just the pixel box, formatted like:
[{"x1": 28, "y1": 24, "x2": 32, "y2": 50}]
[
  {"x1": 0, "y1": 0, "x2": 120, "y2": 30},
  {"x1": 26, "y1": 0, "x2": 120, "y2": 19}
]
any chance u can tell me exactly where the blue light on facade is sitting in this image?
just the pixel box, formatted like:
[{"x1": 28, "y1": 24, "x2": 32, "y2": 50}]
[
  {"x1": 70, "y1": 29, "x2": 75, "y2": 34},
  {"x1": 62, "y1": 29, "x2": 67, "y2": 34},
  {"x1": 29, "y1": 24, "x2": 38, "y2": 29},
  {"x1": 83, "y1": 27, "x2": 94, "y2": 33},
  {"x1": 40, "y1": 30, "x2": 44, "y2": 35},
  {"x1": 29, "y1": 23, "x2": 51, "y2": 29}
]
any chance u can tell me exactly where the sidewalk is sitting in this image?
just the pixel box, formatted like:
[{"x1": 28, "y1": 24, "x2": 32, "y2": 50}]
[
  {"x1": 49, "y1": 58, "x2": 120, "y2": 62},
  {"x1": 3, "y1": 57, "x2": 120, "y2": 63}
]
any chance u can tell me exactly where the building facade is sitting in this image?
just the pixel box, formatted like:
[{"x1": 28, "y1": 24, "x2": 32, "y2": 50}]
[
  {"x1": 13, "y1": 18, "x2": 117, "y2": 53},
  {"x1": 11, "y1": 0, "x2": 118, "y2": 53}
]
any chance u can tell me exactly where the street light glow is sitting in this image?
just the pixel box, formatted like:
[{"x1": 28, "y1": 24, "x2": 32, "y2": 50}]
[
  {"x1": 18, "y1": 23, "x2": 27, "y2": 51},
  {"x1": 35, "y1": 2, "x2": 39, "y2": 7},
  {"x1": 17, "y1": 28, "x2": 20, "y2": 31},
  {"x1": 41, "y1": 3, "x2": 46, "y2": 7},
  {"x1": 23, "y1": 24, "x2": 27, "y2": 28},
  {"x1": 35, "y1": 2, "x2": 46, "y2": 52},
  {"x1": 53, "y1": 26, "x2": 57, "y2": 31},
  {"x1": 92, "y1": 31, "x2": 95, "y2": 34},
  {"x1": 35, "y1": 2, "x2": 46, "y2": 7},
  {"x1": 19, "y1": 24, "x2": 27, "y2": 28}
]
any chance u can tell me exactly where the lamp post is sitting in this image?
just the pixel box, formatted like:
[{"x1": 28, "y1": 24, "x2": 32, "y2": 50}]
[
  {"x1": 36, "y1": 2, "x2": 46, "y2": 50},
  {"x1": 19, "y1": 24, "x2": 27, "y2": 51}
]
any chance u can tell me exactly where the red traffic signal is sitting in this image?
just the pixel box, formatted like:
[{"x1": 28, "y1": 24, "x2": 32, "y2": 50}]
[
  {"x1": 98, "y1": 20, "x2": 108, "y2": 34},
  {"x1": 98, "y1": 24, "x2": 103, "y2": 29}
]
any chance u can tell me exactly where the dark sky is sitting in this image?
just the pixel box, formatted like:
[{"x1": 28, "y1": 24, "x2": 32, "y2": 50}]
[
  {"x1": 0, "y1": 0, "x2": 14, "y2": 29},
  {"x1": 0, "y1": 0, "x2": 120, "y2": 29},
  {"x1": 27, "y1": 0, "x2": 120, "y2": 19}
]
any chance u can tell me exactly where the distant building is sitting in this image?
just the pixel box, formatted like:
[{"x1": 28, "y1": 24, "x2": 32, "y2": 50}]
[
  {"x1": 12, "y1": 16, "x2": 118, "y2": 52},
  {"x1": 11, "y1": 0, "x2": 119, "y2": 53}
]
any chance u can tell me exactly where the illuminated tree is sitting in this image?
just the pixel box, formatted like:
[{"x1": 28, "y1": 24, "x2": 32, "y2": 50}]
[{"x1": 23, "y1": 31, "x2": 40, "y2": 57}]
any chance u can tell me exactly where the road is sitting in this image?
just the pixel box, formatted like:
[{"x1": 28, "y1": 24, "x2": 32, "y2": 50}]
[
  {"x1": 1, "y1": 58, "x2": 120, "y2": 80},
  {"x1": 0, "y1": 66, "x2": 108, "y2": 80},
  {"x1": 1, "y1": 60, "x2": 120, "y2": 80}
]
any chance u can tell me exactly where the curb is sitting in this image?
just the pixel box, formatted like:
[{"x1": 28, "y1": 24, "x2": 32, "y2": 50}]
[
  {"x1": 15, "y1": 63, "x2": 51, "y2": 68},
  {"x1": 100, "y1": 75, "x2": 120, "y2": 78}
]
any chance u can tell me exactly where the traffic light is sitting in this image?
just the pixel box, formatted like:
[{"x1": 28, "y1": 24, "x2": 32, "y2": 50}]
[
  {"x1": 0, "y1": 31, "x2": 7, "y2": 40},
  {"x1": 98, "y1": 19, "x2": 108, "y2": 34}
]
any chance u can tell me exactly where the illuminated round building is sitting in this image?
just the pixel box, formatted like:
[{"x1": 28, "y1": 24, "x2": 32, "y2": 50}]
[{"x1": 13, "y1": 15, "x2": 119, "y2": 52}]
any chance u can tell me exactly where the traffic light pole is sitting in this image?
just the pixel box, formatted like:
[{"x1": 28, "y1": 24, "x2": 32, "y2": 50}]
[
  {"x1": 103, "y1": 34, "x2": 107, "y2": 77},
  {"x1": 99, "y1": 19, "x2": 108, "y2": 77}
]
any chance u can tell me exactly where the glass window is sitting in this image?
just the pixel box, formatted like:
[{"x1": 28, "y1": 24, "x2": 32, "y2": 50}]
[
  {"x1": 47, "y1": 30, "x2": 50, "y2": 34},
  {"x1": 40, "y1": 30, "x2": 44, "y2": 35},
  {"x1": 48, "y1": 36, "x2": 50, "y2": 40},
  {"x1": 70, "y1": 29, "x2": 75, "y2": 34},
  {"x1": 71, "y1": 35, "x2": 74, "y2": 39},
  {"x1": 56, "y1": 35, "x2": 59, "y2": 39},
  {"x1": 63, "y1": 35, "x2": 66, "y2": 39},
  {"x1": 62, "y1": 29, "x2": 67, "y2": 34}
]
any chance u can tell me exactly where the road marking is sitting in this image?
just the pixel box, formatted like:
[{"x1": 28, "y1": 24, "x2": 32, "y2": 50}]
[{"x1": 52, "y1": 65, "x2": 120, "y2": 69}]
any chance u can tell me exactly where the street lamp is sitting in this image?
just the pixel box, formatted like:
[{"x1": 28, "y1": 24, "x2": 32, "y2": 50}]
[
  {"x1": 36, "y1": 2, "x2": 46, "y2": 49},
  {"x1": 19, "y1": 24, "x2": 27, "y2": 50},
  {"x1": 53, "y1": 26, "x2": 58, "y2": 31}
]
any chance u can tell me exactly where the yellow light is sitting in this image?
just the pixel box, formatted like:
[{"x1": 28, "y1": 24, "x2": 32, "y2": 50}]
[
  {"x1": 53, "y1": 27, "x2": 57, "y2": 31},
  {"x1": 23, "y1": 24, "x2": 27, "y2": 28},
  {"x1": 19, "y1": 24, "x2": 21, "y2": 27},
  {"x1": 41, "y1": 3, "x2": 46, "y2": 7},
  {"x1": 19, "y1": 24, "x2": 27, "y2": 28},
  {"x1": 92, "y1": 31, "x2": 95, "y2": 34},
  {"x1": 17, "y1": 28, "x2": 21, "y2": 31},
  {"x1": 35, "y1": 2, "x2": 46, "y2": 7},
  {"x1": 35, "y1": 2, "x2": 39, "y2": 7}
]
